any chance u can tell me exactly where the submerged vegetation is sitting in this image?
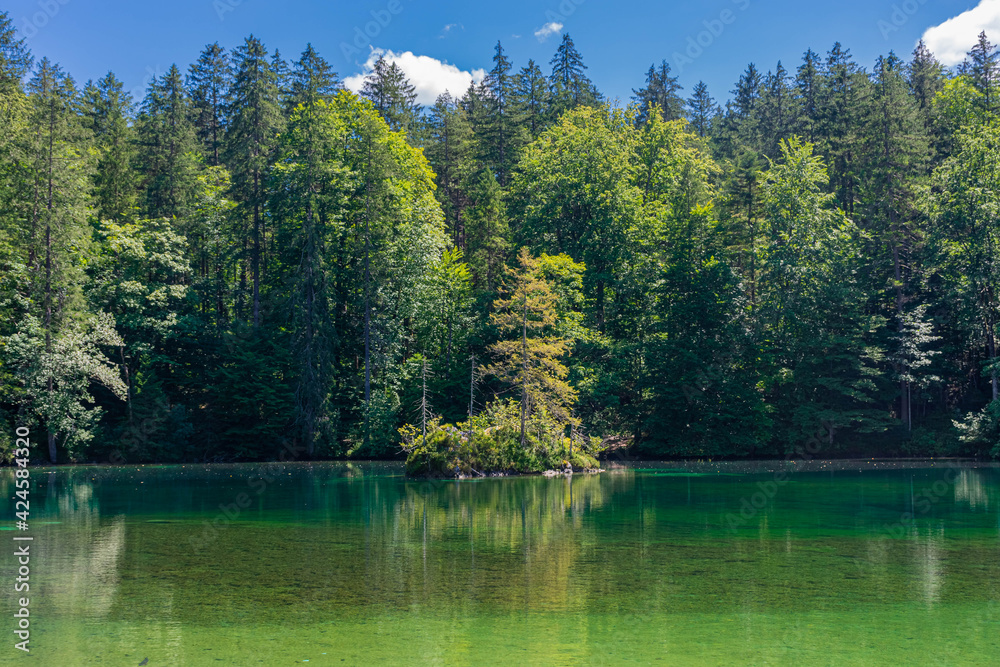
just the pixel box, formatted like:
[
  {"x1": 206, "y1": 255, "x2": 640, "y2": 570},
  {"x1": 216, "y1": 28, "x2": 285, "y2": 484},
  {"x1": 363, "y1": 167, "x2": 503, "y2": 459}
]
[{"x1": 1, "y1": 12, "x2": 1000, "y2": 463}]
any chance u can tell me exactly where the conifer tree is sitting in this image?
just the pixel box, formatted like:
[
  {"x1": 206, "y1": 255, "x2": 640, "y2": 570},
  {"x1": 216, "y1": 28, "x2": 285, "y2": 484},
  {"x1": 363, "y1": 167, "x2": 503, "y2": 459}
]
[
  {"x1": 361, "y1": 56, "x2": 420, "y2": 132},
  {"x1": 864, "y1": 52, "x2": 929, "y2": 428},
  {"x1": 513, "y1": 59, "x2": 550, "y2": 140},
  {"x1": 481, "y1": 41, "x2": 518, "y2": 186},
  {"x1": 632, "y1": 60, "x2": 684, "y2": 124},
  {"x1": 817, "y1": 43, "x2": 871, "y2": 216},
  {"x1": 136, "y1": 64, "x2": 199, "y2": 220},
  {"x1": 908, "y1": 40, "x2": 945, "y2": 115},
  {"x1": 549, "y1": 33, "x2": 601, "y2": 115},
  {"x1": 795, "y1": 48, "x2": 822, "y2": 143},
  {"x1": 287, "y1": 43, "x2": 339, "y2": 111},
  {"x1": 464, "y1": 168, "x2": 509, "y2": 293},
  {"x1": 187, "y1": 43, "x2": 230, "y2": 166},
  {"x1": 686, "y1": 81, "x2": 718, "y2": 137},
  {"x1": 487, "y1": 247, "x2": 577, "y2": 445},
  {"x1": 757, "y1": 62, "x2": 797, "y2": 159},
  {"x1": 226, "y1": 35, "x2": 283, "y2": 330},
  {"x1": 22, "y1": 58, "x2": 119, "y2": 461},
  {"x1": 422, "y1": 92, "x2": 472, "y2": 246},
  {"x1": 83, "y1": 72, "x2": 137, "y2": 222},
  {"x1": 961, "y1": 31, "x2": 998, "y2": 112}
]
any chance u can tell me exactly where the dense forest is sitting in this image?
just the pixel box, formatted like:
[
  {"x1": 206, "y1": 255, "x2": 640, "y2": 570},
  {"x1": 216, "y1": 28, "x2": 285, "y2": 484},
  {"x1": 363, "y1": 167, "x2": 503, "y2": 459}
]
[{"x1": 1, "y1": 10, "x2": 1000, "y2": 463}]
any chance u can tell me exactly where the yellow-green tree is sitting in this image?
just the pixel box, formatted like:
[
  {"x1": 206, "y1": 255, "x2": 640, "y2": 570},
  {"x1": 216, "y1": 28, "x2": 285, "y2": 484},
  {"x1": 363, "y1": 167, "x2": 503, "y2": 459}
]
[{"x1": 487, "y1": 248, "x2": 578, "y2": 445}]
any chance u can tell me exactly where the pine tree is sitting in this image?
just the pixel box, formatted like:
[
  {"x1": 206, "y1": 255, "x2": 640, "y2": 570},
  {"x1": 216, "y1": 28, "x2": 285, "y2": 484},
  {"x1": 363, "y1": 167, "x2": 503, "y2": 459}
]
[
  {"x1": 686, "y1": 81, "x2": 718, "y2": 137},
  {"x1": 632, "y1": 60, "x2": 684, "y2": 125},
  {"x1": 187, "y1": 43, "x2": 230, "y2": 166}
]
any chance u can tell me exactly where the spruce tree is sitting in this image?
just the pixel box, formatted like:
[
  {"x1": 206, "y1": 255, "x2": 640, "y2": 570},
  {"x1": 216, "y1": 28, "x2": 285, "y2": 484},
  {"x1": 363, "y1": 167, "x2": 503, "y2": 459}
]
[
  {"x1": 863, "y1": 53, "x2": 928, "y2": 428},
  {"x1": 756, "y1": 62, "x2": 797, "y2": 159},
  {"x1": 481, "y1": 41, "x2": 518, "y2": 186},
  {"x1": 83, "y1": 72, "x2": 137, "y2": 223},
  {"x1": 817, "y1": 43, "x2": 871, "y2": 216},
  {"x1": 632, "y1": 60, "x2": 684, "y2": 125},
  {"x1": 360, "y1": 56, "x2": 420, "y2": 133},
  {"x1": 226, "y1": 35, "x2": 283, "y2": 330},
  {"x1": 187, "y1": 43, "x2": 230, "y2": 166},
  {"x1": 136, "y1": 64, "x2": 199, "y2": 219},
  {"x1": 548, "y1": 33, "x2": 601, "y2": 115},
  {"x1": 513, "y1": 59, "x2": 550, "y2": 140},
  {"x1": 686, "y1": 81, "x2": 718, "y2": 137},
  {"x1": 962, "y1": 31, "x2": 998, "y2": 112},
  {"x1": 24, "y1": 59, "x2": 102, "y2": 461},
  {"x1": 795, "y1": 48, "x2": 822, "y2": 143},
  {"x1": 287, "y1": 43, "x2": 339, "y2": 111},
  {"x1": 422, "y1": 92, "x2": 473, "y2": 246}
]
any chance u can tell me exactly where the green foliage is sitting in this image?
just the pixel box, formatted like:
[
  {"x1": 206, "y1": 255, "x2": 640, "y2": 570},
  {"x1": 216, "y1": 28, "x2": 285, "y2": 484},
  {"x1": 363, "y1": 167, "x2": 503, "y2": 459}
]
[
  {"x1": 401, "y1": 400, "x2": 601, "y2": 477},
  {"x1": 3, "y1": 13, "x2": 1000, "y2": 465},
  {"x1": 954, "y1": 400, "x2": 1000, "y2": 459}
]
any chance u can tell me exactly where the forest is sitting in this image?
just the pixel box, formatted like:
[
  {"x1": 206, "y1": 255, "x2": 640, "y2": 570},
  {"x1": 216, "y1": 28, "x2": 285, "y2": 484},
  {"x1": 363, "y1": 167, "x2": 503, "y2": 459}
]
[{"x1": 1, "y1": 9, "x2": 1000, "y2": 464}]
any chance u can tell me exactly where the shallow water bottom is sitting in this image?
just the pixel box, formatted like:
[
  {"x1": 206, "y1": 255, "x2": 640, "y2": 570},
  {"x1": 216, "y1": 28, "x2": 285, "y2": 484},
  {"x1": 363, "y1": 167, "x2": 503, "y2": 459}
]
[{"x1": 31, "y1": 603, "x2": 1000, "y2": 666}]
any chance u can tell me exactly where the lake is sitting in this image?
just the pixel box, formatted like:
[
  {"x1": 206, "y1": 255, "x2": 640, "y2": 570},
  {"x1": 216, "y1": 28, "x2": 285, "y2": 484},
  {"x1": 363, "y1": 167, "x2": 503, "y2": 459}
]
[{"x1": 1, "y1": 460, "x2": 998, "y2": 665}]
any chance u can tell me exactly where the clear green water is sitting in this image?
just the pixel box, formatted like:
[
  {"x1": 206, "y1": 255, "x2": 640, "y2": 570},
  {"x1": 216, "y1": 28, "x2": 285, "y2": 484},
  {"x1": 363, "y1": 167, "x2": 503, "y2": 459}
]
[{"x1": 1, "y1": 460, "x2": 998, "y2": 665}]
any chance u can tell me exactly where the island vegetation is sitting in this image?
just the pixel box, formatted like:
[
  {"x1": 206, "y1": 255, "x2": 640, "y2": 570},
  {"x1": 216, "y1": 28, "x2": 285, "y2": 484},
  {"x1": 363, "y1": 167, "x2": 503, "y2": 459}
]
[{"x1": 1, "y1": 11, "x2": 1000, "y2": 466}]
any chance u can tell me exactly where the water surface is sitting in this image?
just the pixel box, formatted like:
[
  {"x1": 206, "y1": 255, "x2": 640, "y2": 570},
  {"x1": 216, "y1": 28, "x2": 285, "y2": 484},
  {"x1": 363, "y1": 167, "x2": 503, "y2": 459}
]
[{"x1": 1, "y1": 460, "x2": 998, "y2": 665}]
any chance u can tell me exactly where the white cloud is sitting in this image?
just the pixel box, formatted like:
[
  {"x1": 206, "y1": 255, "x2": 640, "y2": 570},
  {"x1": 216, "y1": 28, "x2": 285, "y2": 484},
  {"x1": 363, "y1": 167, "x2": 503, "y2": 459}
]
[
  {"x1": 344, "y1": 49, "x2": 486, "y2": 106},
  {"x1": 922, "y1": 0, "x2": 1000, "y2": 66},
  {"x1": 439, "y1": 23, "x2": 462, "y2": 38},
  {"x1": 534, "y1": 21, "x2": 563, "y2": 42}
]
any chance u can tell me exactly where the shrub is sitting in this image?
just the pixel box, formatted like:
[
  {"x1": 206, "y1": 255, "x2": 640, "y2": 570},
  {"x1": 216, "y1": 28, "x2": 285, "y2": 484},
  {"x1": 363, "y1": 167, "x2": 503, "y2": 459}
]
[{"x1": 400, "y1": 399, "x2": 601, "y2": 476}]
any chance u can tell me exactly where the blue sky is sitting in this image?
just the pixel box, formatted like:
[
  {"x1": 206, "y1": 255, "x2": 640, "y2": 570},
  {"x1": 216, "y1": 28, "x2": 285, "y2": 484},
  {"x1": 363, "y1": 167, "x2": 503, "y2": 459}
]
[{"x1": 4, "y1": 0, "x2": 995, "y2": 107}]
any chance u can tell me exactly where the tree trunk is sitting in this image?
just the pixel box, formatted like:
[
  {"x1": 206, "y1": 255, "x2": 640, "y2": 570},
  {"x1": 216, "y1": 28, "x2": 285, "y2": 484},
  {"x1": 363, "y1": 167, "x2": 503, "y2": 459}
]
[
  {"x1": 520, "y1": 295, "x2": 527, "y2": 447},
  {"x1": 363, "y1": 140, "x2": 373, "y2": 448},
  {"x1": 989, "y1": 329, "x2": 999, "y2": 402},
  {"x1": 252, "y1": 171, "x2": 261, "y2": 330}
]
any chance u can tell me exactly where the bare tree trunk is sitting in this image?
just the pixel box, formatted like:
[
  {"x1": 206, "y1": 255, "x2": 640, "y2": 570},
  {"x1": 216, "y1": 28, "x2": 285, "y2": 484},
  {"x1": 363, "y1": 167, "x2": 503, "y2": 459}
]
[
  {"x1": 520, "y1": 295, "x2": 527, "y2": 447},
  {"x1": 989, "y1": 329, "x2": 999, "y2": 402},
  {"x1": 469, "y1": 354, "x2": 475, "y2": 443}
]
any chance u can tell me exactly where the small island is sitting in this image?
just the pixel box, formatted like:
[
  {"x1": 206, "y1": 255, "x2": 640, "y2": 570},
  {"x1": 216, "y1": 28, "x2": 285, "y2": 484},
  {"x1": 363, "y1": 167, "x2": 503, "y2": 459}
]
[
  {"x1": 398, "y1": 249, "x2": 603, "y2": 478},
  {"x1": 400, "y1": 408, "x2": 602, "y2": 478}
]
